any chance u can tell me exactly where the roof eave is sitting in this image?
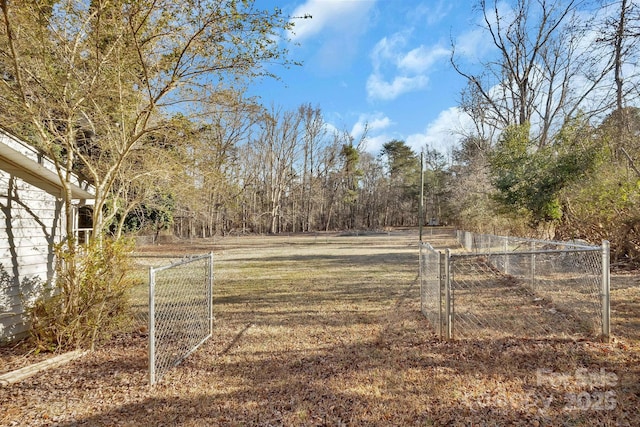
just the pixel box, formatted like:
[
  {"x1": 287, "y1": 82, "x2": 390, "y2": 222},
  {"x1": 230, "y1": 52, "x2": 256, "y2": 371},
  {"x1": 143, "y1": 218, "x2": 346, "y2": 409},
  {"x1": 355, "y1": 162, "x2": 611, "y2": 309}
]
[{"x1": 0, "y1": 141, "x2": 95, "y2": 201}]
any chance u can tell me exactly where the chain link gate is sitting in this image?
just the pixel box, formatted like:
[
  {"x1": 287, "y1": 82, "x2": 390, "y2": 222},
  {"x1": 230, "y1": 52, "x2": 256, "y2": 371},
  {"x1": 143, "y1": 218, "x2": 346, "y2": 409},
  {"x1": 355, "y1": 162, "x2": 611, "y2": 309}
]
[
  {"x1": 420, "y1": 232, "x2": 610, "y2": 341},
  {"x1": 148, "y1": 253, "x2": 213, "y2": 385}
]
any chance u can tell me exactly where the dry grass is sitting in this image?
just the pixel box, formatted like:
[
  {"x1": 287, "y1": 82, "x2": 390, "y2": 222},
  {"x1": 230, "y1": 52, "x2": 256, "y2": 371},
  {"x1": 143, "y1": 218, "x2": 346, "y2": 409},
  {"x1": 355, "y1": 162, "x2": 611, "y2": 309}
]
[{"x1": 1, "y1": 228, "x2": 639, "y2": 426}]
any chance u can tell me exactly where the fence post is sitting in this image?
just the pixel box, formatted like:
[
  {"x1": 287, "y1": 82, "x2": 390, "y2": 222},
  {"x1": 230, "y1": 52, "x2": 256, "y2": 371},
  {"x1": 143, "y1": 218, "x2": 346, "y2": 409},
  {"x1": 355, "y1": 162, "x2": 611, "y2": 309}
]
[
  {"x1": 530, "y1": 241, "x2": 536, "y2": 290},
  {"x1": 419, "y1": 243, "x2": 424, "y2": 315},
  {"x1": 601, "y1": 240, "x2": 610, "y2": 341},
  {"x1": 437, "y1": 249, "x2": 443, "y2": 339},
  {"x1": 444, "y1": 249, "x2": 452, "y2": 340},
  {"x1": 209, "y1": 252, "x2": 214, "y2": 337},
  {"x1": 148, "y1": 267, "x2": 156, "y2": 385},
  {"x1": 503, "y1": 237, "x2": 509, "y2": 275}
]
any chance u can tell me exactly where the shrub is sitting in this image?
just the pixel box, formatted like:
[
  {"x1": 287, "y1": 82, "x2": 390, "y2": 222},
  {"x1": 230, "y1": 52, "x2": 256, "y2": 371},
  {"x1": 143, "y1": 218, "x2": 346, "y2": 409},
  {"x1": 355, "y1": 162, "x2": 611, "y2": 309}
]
[
  {"x1": 29, "y1": 237, "x2": 136, "y2": 351},
  {"x1": 559, "y1": 167, "x2": 640, "y2": 267}
]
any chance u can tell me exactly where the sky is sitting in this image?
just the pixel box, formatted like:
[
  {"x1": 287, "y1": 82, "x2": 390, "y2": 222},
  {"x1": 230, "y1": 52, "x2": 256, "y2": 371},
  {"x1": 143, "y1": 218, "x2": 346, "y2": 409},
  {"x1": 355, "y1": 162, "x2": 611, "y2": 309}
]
[{"x1": 249, "y1": 0, "x2": 487, "y2": 156}]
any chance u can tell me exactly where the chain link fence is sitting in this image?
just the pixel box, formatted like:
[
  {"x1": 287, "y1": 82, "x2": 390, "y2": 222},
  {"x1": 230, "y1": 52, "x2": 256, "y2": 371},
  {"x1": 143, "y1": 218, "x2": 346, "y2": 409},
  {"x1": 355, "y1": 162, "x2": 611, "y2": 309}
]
[
  {"x1": 128, "y1": 253, "x2": 213, "y2": 385},
  {"x1": 420, "y1": 231, "x2": 610, "y2": 341},
  {"x1": 419, "y1": 242, "x2": 444, "y2": 338}
]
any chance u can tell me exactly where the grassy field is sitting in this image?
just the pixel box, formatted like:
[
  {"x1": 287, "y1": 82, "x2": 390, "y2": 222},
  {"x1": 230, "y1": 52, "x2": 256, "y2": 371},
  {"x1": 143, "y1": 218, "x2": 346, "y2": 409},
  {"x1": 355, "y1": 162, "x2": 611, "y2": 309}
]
[{"x1": 1, "y1": 228, "x2": 639, "y2": 426}]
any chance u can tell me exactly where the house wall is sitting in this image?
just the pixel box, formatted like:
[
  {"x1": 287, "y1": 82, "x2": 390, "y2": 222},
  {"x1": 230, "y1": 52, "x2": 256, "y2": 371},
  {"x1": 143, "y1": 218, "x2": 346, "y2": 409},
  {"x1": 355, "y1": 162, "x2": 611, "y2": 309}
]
[
  {"x1": 0, "y1": 132, "x2": 68, "y2": 342},
  {"x1": 0, "y1": 130, "x2": 93, "y2": 343},
  {"x1": 0, "y1": 170, "x2": 65, "y2": 342}
]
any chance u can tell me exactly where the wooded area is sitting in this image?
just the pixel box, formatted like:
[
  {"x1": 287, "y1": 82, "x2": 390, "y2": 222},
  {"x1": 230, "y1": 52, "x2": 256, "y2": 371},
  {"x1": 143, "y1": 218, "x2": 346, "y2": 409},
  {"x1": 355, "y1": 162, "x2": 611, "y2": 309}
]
[{"x1": 1, "y1": 0, "x2": 639, "y2": 266}]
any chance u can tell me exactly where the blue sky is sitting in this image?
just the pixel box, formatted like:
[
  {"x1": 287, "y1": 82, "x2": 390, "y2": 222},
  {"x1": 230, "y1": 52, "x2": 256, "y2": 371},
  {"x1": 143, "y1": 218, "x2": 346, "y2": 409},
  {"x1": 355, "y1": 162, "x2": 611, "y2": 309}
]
[{"x1": 249, "y1": 0, "x2": 486, "y2": 156}]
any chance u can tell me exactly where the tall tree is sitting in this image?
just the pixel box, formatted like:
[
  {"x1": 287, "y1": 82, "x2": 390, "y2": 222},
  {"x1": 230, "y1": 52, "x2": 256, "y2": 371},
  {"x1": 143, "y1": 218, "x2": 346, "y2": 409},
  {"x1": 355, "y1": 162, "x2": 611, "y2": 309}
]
[
  {"x1": 379, "y1": 140, "x2": 419, "y2": 226},
  {"x1": 251, "y1": 106, "x2": 302, "y2": 234},
  {"x1": 422, "y1": 147, "x2": 451, "y2": 225},
  {"x1": 597, "y1": 0, "x2": 640, "y2": 160},
  {"x1": 319, "y1": 130, "x2": 365, "y2": 231},
  {"x1": 339, "y1": 141, "x2": 361, "y2": 229},
  {"x1": 298, "y1": 104, "x2": 327, "y2": 232},
  {"x1": 449, "y1": 135, "x2": 496, "y2": 230},
  {"x1": 358, "y1": 151, "x2": 386, "y2": 229},
  {"x1": 452, "y1": 0, "x2": 608, "y2": 147},
  {"x1": 0, "y1": 0, "x2": 293, "y2": 243},
  {"x1": 175, "y1": 91, "x2": 262, "y2": 237}
]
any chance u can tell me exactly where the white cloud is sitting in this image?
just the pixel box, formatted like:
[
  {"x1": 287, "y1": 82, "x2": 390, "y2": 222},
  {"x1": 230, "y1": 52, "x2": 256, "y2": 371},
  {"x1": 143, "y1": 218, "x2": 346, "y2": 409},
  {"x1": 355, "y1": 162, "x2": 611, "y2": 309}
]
[
  {"x1": 349, "y1": 112, "x2": 398, "y2": 153},
  {"x1": 362, "y1": 133, "x2": 392, "y2": 154},
  {"x1": 453, "y1": 27, "x2": 489, "y2": 59},
  {"x1": 402, "y1": 0, "x2": 454, "y2": 27},
  {"x1": 370, "y1": 33, "x2": 408, "y2": 69},
  {"x1": 288, "y1": 0, "x2": 376, "y2": 41},
  {"x1": 347, "y1": 107, "x2": 476, "y2": 156},
  {"x1": 347, "y1": 107, "x2": 476, "y2": 155},
  {"x1": 367, "y1": 33, "x2": 450, "y2": 101},
  {"x1": 366, "y1": 73, "x2": 429, "y2": 101},
  {"x1": 405, "y1": 107, "x2": 475, "y2": 154},
  {"x1": 424, "y1": 0, "x2": 454, "y2": 26},
  {"x1": 287, "y1": 0, "x2": 377, "y2": 73},
  {"x1": 399, "y1": 45, "x2": 450, "y2": 73},
  {"x1": 366, "y1": 113, "x2": 393, "y2": 131},
  {"x1": 351, "y1": 112, "x2": 393, "y2": 140}
]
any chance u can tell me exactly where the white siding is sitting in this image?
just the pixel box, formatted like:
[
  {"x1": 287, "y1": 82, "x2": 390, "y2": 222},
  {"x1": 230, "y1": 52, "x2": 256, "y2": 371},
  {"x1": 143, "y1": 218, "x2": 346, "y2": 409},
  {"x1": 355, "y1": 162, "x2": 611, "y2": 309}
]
[
  {"x1": 0, "y1": 170, "x2": 65, "y2": 342},
  {"x1": 1, "y1": 131, "x2": 56, "y2": 178}
]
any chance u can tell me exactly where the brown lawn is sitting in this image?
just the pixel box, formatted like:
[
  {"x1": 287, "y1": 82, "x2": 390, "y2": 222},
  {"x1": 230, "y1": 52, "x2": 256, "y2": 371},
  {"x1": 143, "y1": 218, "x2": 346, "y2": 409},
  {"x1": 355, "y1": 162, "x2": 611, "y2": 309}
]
[{"x1": 1, "y1": 228, "x2": 639, "y2": 426}]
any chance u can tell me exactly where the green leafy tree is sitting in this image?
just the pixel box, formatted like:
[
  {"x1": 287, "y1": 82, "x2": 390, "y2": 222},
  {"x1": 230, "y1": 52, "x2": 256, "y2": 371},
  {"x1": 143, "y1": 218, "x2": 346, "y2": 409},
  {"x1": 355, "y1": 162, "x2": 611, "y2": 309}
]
[
  {"x1": 422, "y1": 147, "x2": 451, "y2": 225},
  {"x1": 489, "y1": 121, "x2": 599, "y2": 228},
  {"x1": 380, "y1": 140, "x2": 420, "y2": 226}
]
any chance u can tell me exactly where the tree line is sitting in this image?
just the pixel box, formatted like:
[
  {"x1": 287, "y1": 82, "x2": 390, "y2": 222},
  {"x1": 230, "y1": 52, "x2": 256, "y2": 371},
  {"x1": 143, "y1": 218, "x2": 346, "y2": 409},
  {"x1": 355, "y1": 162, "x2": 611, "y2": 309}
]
[{"x1": 141, "y1": 104, "x2": 437, "y2": 238}]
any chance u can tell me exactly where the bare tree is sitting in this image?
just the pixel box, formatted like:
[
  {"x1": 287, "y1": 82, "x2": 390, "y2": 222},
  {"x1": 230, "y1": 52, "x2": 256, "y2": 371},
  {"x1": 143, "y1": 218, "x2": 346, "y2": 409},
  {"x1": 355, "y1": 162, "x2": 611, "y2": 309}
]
[
  {"x1": 298, "y1": 104, "x2": 327, "y2": 232},
  {"x1": 358, "y1": 151, "x2": 386, "y2": 229},
  {"x1": 452, "y1": 0, "x2": 609, "y2": 147},
  {"x1": 172, "y1": 91, "x2": 262, "y2": 237},
  {"x1": 596, "y1": 0, "x2": 640, "y2": 159},
  {"x1": 249, "y1": 106, "x2": 303, "y2": 233},
  {"x1": 608, "y1": 0, "x2": 640, "y2": 112}
]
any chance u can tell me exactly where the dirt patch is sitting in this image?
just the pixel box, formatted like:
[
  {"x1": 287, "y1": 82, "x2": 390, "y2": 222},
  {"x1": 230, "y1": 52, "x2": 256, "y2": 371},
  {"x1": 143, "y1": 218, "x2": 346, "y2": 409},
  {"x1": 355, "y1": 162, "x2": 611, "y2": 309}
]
[
  {"x1": 1, "y1": 228, "x2": 638, "y2": 426},
  {"x1": 0, "y1": 340, "x2": 52, "y2": 375}
]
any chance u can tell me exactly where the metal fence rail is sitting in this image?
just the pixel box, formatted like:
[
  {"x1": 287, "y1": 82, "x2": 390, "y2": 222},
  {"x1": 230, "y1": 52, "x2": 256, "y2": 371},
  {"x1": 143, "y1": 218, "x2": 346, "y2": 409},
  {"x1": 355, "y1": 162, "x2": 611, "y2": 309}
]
[
  {"x1": 420, "y1": 231, "x2": 610, "y2": 341},
  {"x1": 145, "y1": 253, "x2": 213, "y2": 385}
]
